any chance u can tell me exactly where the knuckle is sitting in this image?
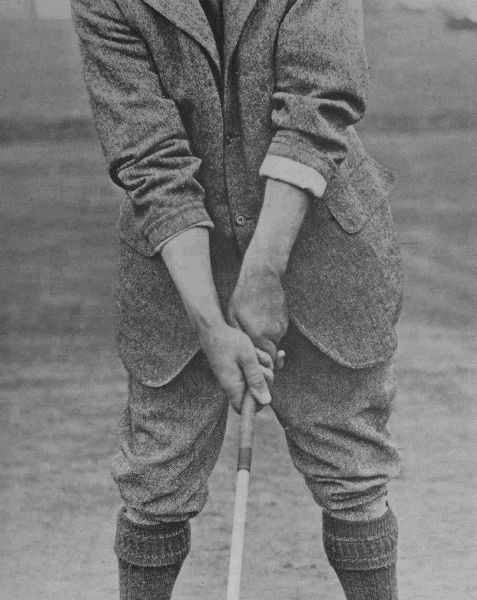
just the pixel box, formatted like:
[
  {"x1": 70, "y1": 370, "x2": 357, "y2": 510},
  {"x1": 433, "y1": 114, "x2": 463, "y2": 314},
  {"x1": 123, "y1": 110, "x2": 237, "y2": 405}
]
[{"x1": 249, "y1": 374, "x2": 266, "y2": 389}]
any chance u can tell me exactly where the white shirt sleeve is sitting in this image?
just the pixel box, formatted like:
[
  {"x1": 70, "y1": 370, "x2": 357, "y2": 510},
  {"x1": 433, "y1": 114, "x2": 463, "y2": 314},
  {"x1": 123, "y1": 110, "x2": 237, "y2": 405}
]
[{"x1": 259, "y1": 155, "x2": 327, "y2": 198}]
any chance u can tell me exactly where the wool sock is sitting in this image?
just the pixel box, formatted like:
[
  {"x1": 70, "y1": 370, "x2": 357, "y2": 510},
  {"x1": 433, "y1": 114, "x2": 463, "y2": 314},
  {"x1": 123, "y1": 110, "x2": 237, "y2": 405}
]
[
  {"x1": 117, "y1": 559, "x2": 182, "y2": 600},
  {"x1": 114, "y1": 508, "x2": 190, "y2": 600},
  {"x1": 322, "y1": 507, "x2": 398, "y2": 600}
]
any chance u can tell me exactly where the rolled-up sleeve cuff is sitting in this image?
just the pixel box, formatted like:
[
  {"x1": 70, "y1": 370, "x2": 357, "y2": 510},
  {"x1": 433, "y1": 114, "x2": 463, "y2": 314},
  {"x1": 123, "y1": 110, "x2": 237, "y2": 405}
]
[
  {"x1": 153, "y1": 220, "x2": 214, "y2": 254},
  {"x1": 259, "y1": 155, "x2": 327, "y2": 199},
  {"x1": 144, "y1": 201, "x2": 213, "y2": 251}
]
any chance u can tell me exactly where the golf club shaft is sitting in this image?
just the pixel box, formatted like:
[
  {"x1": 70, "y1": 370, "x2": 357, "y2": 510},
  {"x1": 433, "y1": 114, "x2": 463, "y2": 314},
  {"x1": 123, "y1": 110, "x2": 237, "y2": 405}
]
[{"x1": 226, "y1": 392, "x2": 256, "y2": 600}]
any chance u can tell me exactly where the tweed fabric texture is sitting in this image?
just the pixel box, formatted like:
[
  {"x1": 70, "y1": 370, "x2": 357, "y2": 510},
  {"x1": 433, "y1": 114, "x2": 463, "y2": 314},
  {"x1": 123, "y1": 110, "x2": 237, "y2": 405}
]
[
  {"x1": 111, "y1": 326, "x2": 401, "y2": 523},
  {"x1": 114, "y1": 508, "x2": 191, "y2": 567},
  {"x1": 71, "y1": 0, "x2": 403, "y2": 384},
  {"x1": 118, "y1": 559, "x2": 182, "y2": 600},
  {"x1": 199, "y1": 0, "x2": 222, "y2": 50}
]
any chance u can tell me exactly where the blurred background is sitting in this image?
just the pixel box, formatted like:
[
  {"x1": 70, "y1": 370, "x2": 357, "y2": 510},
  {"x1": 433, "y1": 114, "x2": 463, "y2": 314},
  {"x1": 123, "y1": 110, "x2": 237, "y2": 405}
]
[{"x1": 1, "y1": 1, "x2": 476, "y2": 599}]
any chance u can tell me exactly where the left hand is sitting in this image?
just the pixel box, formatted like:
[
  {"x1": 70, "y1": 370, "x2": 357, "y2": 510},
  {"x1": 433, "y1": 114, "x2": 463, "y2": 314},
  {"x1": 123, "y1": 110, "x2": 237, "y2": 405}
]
[{"x1": 227, "y1": 260, "x2": 289, "y2": 364}]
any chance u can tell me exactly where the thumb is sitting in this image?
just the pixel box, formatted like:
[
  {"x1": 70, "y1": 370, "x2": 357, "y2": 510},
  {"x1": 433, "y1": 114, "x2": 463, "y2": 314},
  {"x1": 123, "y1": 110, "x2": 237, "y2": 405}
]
[{"x1": 239, "y1": 352, "x2": 272, "y2": 407}]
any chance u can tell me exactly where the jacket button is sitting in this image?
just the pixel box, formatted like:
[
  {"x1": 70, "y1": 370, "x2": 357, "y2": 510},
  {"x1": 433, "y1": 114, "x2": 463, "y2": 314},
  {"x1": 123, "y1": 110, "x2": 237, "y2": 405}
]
[
  {"x1": 225, "y1": 132, "x2": 241, "y2": 144},
  {"x1": 235, "y1": 215, "x2": 246, "y2": 226}
]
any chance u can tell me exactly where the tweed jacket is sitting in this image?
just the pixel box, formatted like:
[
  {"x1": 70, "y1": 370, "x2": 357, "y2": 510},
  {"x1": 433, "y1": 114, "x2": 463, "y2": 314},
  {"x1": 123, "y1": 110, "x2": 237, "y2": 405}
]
[{"x1": 72, "y1": 0, "x2": 403, "y2": 386}]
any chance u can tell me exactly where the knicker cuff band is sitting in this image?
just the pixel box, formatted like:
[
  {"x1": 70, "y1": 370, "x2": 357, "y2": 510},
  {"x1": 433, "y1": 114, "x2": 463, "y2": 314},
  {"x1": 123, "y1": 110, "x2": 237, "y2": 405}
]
[
  {"x1": 323, "y1": 506, "x2": 398, "y2": 571},
  {"x1": 114, "y1": 508, "x2": 191, "y2": 567}
]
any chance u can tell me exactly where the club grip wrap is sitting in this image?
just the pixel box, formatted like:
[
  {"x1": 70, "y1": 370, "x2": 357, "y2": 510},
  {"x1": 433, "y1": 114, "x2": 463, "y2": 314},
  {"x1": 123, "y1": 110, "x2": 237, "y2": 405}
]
[{"x1": 237, "y1": 447, "x2": 252, "y2": 471}]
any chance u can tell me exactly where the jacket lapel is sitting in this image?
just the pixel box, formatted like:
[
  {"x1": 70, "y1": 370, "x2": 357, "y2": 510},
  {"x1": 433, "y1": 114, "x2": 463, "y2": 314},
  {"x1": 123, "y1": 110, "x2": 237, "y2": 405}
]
[
  {"x1": 141, "y1": 0, "x2": 221, "y2": 72},
  {"x1": 223, "y1": 0, "x2": 257, "y2": 67}
]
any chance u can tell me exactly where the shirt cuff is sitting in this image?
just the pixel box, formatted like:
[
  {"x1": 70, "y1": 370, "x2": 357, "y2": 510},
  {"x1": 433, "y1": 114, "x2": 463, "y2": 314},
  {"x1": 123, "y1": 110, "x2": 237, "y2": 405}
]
[
  {"x1": 259, "y1": 155, "x2": 327, "y2": 198},
  {"x1": 153, "y1": 220, "x2": 214, "y2": 254}
]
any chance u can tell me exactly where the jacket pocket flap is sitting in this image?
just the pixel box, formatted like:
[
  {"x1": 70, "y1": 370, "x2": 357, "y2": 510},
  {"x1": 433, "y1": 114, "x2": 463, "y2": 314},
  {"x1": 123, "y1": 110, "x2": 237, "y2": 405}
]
[{"x1": 323, "y1": 156, "x2": 396, "y2": 234}]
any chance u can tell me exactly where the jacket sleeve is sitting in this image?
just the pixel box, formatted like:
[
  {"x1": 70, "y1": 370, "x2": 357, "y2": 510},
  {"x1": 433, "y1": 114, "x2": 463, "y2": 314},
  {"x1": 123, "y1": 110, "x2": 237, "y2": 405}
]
[
  {"x1": 71, "y1": 0, "x2": 213, "y2": 250},
  {"x1": 263, "y1": 0, "x2": 369, "y2": 185}
]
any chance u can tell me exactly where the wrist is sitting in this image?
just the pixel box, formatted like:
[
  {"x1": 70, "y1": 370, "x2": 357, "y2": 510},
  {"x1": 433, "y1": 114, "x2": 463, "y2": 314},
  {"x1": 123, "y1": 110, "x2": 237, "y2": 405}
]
[
  {"x1": 242, "y1": 243, "x2": 287, "y2": 278},
  {"x1": 188, "y1": 304, "x2": 226, "y2": 336}
]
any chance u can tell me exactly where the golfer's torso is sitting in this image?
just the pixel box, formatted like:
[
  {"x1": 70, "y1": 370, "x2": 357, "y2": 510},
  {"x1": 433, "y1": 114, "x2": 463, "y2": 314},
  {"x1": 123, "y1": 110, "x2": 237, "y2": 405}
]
[
  {"x1": 118, "y1": 0, "x2": 298, "y2": 257},
  {"x1": 116, "y1": 0, "x2": 403, "y2": 382}
]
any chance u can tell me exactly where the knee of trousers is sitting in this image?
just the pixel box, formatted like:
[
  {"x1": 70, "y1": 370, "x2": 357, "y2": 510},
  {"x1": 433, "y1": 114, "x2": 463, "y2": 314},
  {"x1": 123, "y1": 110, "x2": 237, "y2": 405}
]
[
  {"x1": 114, "y1": 508, "x2": 191, "y2": 567},
  {"x1": 306, "y1": 474, "x2": 391, "y2": 516},
  {"x1": 111, "y1": 372, "x2": 229, "y2": 522},
  {"x1": 322, "y1": 507, "x2": 398, "y2": 572},
  {"x1": 111, "y1": 460, "x2": 211, "y2": 523}
]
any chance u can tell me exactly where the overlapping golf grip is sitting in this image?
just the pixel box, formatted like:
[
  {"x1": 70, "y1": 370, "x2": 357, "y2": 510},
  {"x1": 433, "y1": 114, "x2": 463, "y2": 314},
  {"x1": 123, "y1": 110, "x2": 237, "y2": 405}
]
[{"x1": 237, "y1": 349, "x2": 285, "y2": 471}]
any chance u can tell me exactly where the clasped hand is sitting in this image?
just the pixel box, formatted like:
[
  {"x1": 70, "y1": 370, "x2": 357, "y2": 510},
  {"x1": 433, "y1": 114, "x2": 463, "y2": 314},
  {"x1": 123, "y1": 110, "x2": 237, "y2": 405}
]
[
  {"x1": 198, "y1": 261, "x2": 287, "y2": 414},
  {"x1": 227, "y1": 261, "x2": 288, "y2": 363}
]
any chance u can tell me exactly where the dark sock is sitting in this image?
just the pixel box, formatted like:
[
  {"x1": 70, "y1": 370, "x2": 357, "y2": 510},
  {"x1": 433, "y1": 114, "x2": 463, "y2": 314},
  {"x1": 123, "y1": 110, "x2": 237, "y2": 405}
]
[
  {"x1": 118, "y1": 559, "x2": 183, "y2": 600},
  {"x1": 322, "y1": 507, "x2": 399, "y2": 600},
  {"x1": 114, "y1": 508, "x2": 190, "y2": 600}
]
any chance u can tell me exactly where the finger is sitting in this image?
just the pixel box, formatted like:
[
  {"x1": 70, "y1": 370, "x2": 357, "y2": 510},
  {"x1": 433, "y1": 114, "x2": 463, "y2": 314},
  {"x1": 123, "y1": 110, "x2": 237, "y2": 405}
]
[
  {"x1": 260, "y1": 365, "x2": 274, "y2": 389},
  {"x1": 276, "y1": 350, "x2": 286, "y2": 371},
  {"x1": 254, "y1": 337, "x2": 278, "y2": 364},
  {"x1": 230, "y1": 393, "x2": 244, "y2": 414},
  {"x1": 221, "y1": 368, "x2": 247, "y2": 415},
  {"x1": 256, "y1": 348, "x2": 274, "y2": 371},
  {"x1": 240, "y1": 353, "x2": 272, "y2": 406}
]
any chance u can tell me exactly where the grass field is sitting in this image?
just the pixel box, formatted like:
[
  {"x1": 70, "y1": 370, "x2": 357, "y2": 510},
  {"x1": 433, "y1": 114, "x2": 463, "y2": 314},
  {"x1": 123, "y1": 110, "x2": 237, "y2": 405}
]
[{"x1": 1, "y1": 6, "x2": 477, "y2": 600}]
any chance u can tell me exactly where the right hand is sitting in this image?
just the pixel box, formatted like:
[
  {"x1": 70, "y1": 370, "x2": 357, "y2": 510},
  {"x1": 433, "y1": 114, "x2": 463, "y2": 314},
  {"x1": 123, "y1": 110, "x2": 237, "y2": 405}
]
[{"x1": 197, "y1": 321, "x2": 273, "y2": 413}]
